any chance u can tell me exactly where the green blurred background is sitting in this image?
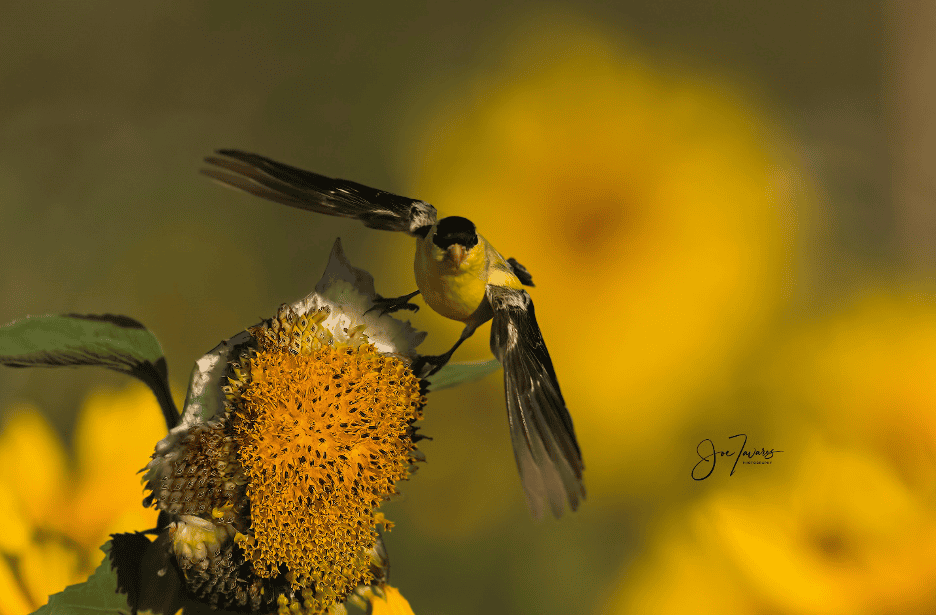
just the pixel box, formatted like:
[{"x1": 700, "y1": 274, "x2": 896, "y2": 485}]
[{"x1": 2, "y1": 1, "x2": 934, "y2": 613}]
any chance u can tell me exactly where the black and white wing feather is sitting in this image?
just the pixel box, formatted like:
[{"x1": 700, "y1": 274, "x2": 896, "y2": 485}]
[
  {"x1": 202, "y1": 149, "x2": 437, "y2": 237},
  {"x1": 487, "y1": 285, "x2": 585, "y2": 518}
]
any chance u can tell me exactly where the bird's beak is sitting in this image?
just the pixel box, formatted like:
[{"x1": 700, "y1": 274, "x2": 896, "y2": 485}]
[{"x1": 446, "y1": 244, "x2": 468, "y2": 269}]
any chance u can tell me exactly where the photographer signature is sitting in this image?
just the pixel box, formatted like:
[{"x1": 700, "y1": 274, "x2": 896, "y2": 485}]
[{"x1": 692, "y1": 434, "x2": 783, "y2": 480}]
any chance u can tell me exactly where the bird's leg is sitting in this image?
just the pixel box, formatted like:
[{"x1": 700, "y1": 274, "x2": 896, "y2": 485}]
[
  {"x1": 412, "y1": 321, "x2": 480, "y2": 378},
  {"x1": 366, "y1": 290, "x2": 421, "y2": 316}
]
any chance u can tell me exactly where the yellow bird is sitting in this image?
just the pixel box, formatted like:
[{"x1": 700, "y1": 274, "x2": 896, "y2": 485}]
[{"x1": 202, "y1": 150, "x2": 584, "y2": 518}]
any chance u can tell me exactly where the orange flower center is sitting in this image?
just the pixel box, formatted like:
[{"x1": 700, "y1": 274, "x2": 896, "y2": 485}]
[{"x1": 228, "y1": 308, "x2": 423, "y2": 613}]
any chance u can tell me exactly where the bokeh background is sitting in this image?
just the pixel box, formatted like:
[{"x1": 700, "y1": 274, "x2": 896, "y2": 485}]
[{"x1": 1, "y1": 1, "x2": 933, "y2": 613}]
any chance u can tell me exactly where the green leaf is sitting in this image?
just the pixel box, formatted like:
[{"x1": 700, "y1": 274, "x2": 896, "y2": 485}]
[
  {"x1": 0, "y1": 313, "x2": 160, "y2": 371},
  {"x1": 0, "y1": 313, "x2": 179, "y2": 428},
  {"x1": 32, "y1": 541, "x2": 130, "y2": 615},
  {"x1": 424, "y1": 358, "x2": 501, "y2": 391}
]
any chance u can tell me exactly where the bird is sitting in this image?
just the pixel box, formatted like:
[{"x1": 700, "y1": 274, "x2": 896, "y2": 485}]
[{"x1": 201, "y1": 149, "x2": 584, "y2": 518}]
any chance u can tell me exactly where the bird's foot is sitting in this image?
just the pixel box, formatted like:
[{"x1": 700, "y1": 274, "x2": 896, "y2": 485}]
[
  {"x1": 365, "y1": 291, "x2": 420, "y2": 317},
  {"x1": 411, "y1": 353, "x2": 454, "y2": 379}
]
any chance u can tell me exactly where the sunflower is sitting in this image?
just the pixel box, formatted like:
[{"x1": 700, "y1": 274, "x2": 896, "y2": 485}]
[
  {"x1": 761, "y1": 289, "x2": 936, "y2": 490},
  {"x1": 0, "y1": 385, "x2": 166, "y2": 613},
  {"x1": 606, "y1": 443, "x2": 936, "y2": 614},
  {"x1": 0, "y1": 239, "x2": 454, "y2": 614},
  {"x1": 123, "y1": 238, "x2": 427, "y2": 614},
  {"x1": 607, "y1": 288, "x2": 936, "y2": 613}
]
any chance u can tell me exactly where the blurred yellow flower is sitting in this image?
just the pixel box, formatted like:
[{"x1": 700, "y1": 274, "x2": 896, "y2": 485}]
[
  {"x1": 0, "y1": 383, "x2": 167, "y2": 613},
  {"x1": 763, "y1": 290, "x2": 936, "y2": 493},
  {"x1": 368, "y1": 585, "x2": 414, "y2": 615},
  {"x1": 607, "y1": 443, "x2": 936, "y2": 614},
  {"x1": 393, "y1": 10, "x2": 803, "y2": 504}
]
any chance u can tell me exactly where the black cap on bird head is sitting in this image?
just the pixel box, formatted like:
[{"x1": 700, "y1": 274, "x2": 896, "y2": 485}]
[{"x1": 433, "y1": 216, "x2": 478, "y2": 250}]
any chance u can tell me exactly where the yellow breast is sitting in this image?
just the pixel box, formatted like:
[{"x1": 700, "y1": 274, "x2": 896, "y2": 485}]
[{"x1": 414, "y1": 236, "x2": 488, "y2": 322}]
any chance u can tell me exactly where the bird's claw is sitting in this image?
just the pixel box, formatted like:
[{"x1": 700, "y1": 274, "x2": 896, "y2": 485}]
[
  {"x1": 411, "y1": 353, "x2": 453, "y2": 379},
  {"x1": 365, "y1": 294, "x2": 420, "y2": 317}
]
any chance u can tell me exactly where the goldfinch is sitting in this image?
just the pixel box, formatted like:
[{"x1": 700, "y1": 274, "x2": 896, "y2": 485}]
[{"x1": 202, "y1": 150, "x2": 584, "y2": 518}]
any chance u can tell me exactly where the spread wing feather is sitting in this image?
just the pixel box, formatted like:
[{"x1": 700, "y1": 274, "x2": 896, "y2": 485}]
[
  {"x1": 202, "y1": 149, "x2": 437, "y2": 236},
  {"x1": 487, "y1": 285, "x2": 585, "y2": 518}
]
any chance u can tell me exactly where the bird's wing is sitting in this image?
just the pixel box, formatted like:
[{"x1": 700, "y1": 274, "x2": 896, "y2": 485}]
[
  {"x1": 506, "y1": 257, "x2": 535, "y2": 287},
  {"x1": 202, "y1": 149, "x2": 437, "y2": 237},
  {"x1": 486, "y1": 285, "x2": 584, "y2": 518}
]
